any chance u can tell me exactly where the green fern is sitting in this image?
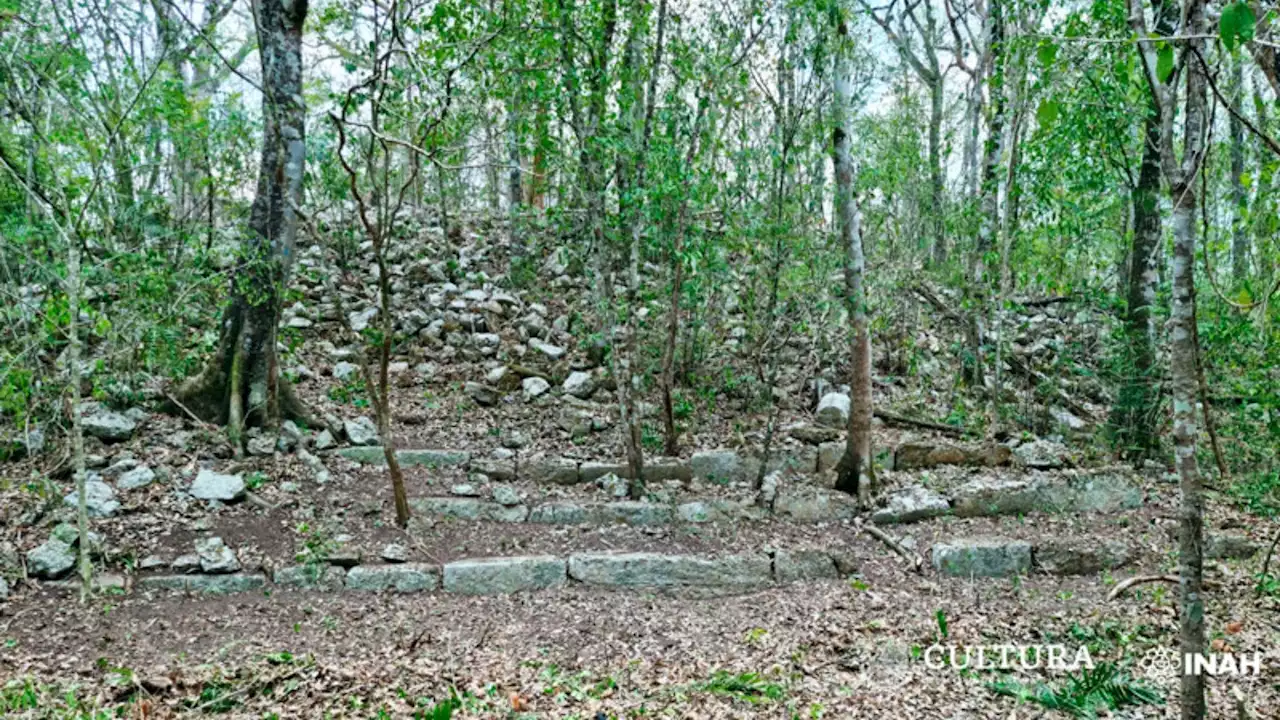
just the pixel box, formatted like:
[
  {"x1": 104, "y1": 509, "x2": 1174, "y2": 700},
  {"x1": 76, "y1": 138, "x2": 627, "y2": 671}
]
[{"x1": 987, "y1": 662, "x2": 1162, "y2": 718}]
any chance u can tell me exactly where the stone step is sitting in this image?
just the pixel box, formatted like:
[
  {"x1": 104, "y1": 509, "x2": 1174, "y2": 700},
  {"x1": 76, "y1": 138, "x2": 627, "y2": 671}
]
[
  {"x1": 34, "y1": 529, "x2": 1149, "y2": 601},
  {"x1": 407, "y1": 489, "x2": 859, "y2": 527},
  {"x1": 872, "y1": 468, "x2": 1143, "y2": 525}
]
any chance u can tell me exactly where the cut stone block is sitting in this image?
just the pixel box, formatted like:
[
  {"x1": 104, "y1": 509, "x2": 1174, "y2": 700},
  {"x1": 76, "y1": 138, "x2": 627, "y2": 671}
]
[
  {"x1": 931, "y1": 537, "x2": 1031, "y2": 578},
  {"x1": 568, "y1": 552, "x2": 773, "y2": 588},
  {"x1": 345, "y1": 564, "x2": 439, "y2": 592},
  {"x1": 442, "y1": 556, "x2": 566, "y2": 595}
]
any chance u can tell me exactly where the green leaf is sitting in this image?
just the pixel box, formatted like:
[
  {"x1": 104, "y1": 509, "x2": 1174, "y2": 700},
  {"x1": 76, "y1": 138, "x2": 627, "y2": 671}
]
[
  {"x1": 1156, "y1": 43, "x2": 1174, "y2": 83},
  {"x1": 1037, "y1": 100, "x2": 1060, "y2": 127},
  {"x1": 1220, "y1": 1, "x2": 1256, "y2": 51},
  {"x1": 1037, "y1": 41, "x2": 1059, "y2": 67}
]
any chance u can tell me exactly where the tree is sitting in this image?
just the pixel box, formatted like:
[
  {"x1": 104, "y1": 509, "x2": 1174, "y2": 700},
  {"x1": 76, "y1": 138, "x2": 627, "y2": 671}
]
[
  {"x1": 859, "y1": 0, "x2": 947, "y2": 265},
  {"x1": 171, "y1": 0, "x2": 310, "y2": 446},
  {"x1": 1129, "y1": 0, "x2": 1208, "y2": 715},
  {"x1": 831, "y1": 4, "x2": 872, "y2": 506}
]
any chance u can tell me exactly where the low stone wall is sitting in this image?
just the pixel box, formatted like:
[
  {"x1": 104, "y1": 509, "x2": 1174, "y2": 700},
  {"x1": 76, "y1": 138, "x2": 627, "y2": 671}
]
[{"x1": 116, "y1": 549, "x2": 852, "y2": 597}]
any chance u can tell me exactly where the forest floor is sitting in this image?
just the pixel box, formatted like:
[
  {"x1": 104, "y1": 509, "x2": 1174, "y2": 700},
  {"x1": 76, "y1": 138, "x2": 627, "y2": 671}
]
[{"x1": 2, "y1": 234, "x2": 1279, "y2": 718}]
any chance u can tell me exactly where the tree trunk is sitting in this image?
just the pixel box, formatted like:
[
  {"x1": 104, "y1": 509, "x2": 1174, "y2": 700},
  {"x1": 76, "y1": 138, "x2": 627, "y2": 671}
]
[
  {"x1": 927, "y1": 61, "x2": 945, "y2": 266},
  {"x1": 1229, "y1": 55, "x2": 1248, "y2": 282},
  {"x1": 68, "y1": 232, "x2": 91, "y2": 602},
  {"x1": 170, "y1": 0, "x2": 309, "y2": 445},
  {"x1": 1111, "y1": 107, "x2": 1163, "y2": 459},
  {"x1": 967, "y1": 0, "x2": 1006, "y2": 390},
  {"x1": 1167, "y1": 0, "x2": 1208, "y2": 714},
  {"x1": 832, "y1": 11, "x2": 872, "y2": 506},
  {"x1": 507, "y1": 97, "x2": 522, "y2": 242}
]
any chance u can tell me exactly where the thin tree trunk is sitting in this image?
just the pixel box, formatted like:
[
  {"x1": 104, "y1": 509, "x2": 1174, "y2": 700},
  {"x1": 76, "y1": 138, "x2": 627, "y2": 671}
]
[
  {"x1": 1112, "y1": 107, "x2": 1163, "y2": 459},
  {"x1": 928, "y1": 73, "x2": 946, "y2": 265},
  {"x1": 68, "y1": 234, "x2": 90, "y2": 602},
  {"x1": 1229, "y1": 55, "x2": 1248, "y2": 282},
  {"x1": 832, "y1": 10, "x2": 872, "y2": 506},
  {"x1": 507, "y1": 97, "x2": 522, "y2": 245},
  {"x1": 968, "y1": 0, "x2": 1006, "y2": 390}
]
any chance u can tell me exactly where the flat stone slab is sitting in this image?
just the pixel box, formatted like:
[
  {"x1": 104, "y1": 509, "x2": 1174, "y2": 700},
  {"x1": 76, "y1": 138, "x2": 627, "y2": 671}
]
[
  {"x1": 1034, "y1": 538, "x2": 1130, "y2": 575},
  {"x1": 872, "y1": 486, "x2": 951, "y2": 524},
  {"x1": 524, "y1": 457, "x2": 581, "y2": 485},
  {"x1": 591, "y1": 501, "x2": 674, "y2": 526},
  {"x1": 528, "y1": 502, "x2": 591, "y2": 524},
  {"x1": 345, "y1": 564, "x2": 439, "y2": 592},
  {"x1": 951, "y1": 478, "x2": 1042, "y2": 517},
  {"x1": 442, "y1": 556, "x2": 566, "y2": 595},
  {"x1": 773, "y1": 549, "x2": 839, "y2": 583},
  {"x1": 568, "y1": 552, "x2": 772, "y2": 588},
  {"x1": 338, "y1": 447, "x2": 471, "y2": 467},
  {"x1": 410, "y1": 498, "x2": 529, "y2": 523},
  {"x1": 137, "y1": 574, "x2": 267, "y2": 594},
  {"x1": 773, "y1": 491, "x2": 859, "y2": 523},
  {"x1": 274, "y1": 565, "x2": 348, "y2": 589},
  {"x1": 932, "y1": 537, "x2": 1031, "y2": 578},
  {"x1": 894, "y1": 442, "x2": 1012, "y2": 470}
]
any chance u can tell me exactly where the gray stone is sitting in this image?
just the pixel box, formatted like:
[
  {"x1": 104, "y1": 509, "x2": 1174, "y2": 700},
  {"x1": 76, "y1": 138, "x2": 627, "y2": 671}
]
[
  {"x1": 773, "y1": 490, "x2": 859, "y2": 523},
  {"x1": 473, "y1": 458, "x2": 515, "y2": 480},
  {"x1": 82, "y1": 409, "x2": 137, "y2": 442},
  {"x1": 579, "y1": 462, "x2": 628, "y2": 483},
  {"x1": 872, "y1": 486, "x2": 951, "y2": 524},
  {"x1": 171, "y1": 554, "x2": 201, "y2": 572},
  {"x1": 380, "y1": 544, "x2": 410, "y2": 563},
  {"x1": 1014, "y1": 439, "x2": 1072, "y2": 469},
  {"x1": 528, "y1": 502, "x2": 590, "y2": 524},
  {"x1": 138, "y1": 555, "x2": 166, "y2": 570},
  {"x1": 338, "y1": 447, "x2": 471, "y2": 467},
  {"x1": 313, "y1": 429, "x2": 336, "y2": 450},
  {"x1": 190, "y1": 470, "x2": 245, "y2": 502},
  {"x1": 594, "y1": 501, "x2": 674, "y2": 526},
  {"x1": 195, "y1": 537, "x2": 241, "y2": 574},
  {"x1": 64, "y1": 479, "x2": 120, "y2": 518},
  {"x1": 344, "y1": 417, "x2": 380, "y2": 446},
  {"x1": 27, "y1": 539, "x2": 75, "y2": 579},
  {"x1": 465, "y1": 382, "x2": 500, "y2": 407},
  {"x1": 0, "y1": 577, "x2": 8, "y2": 600},
  {"x1": 522, "y1": 376, "x2": 550, "y2": 400},
  {"x1": 1206, "y1": 534, "x2": 1263, "y2": 560},
  {"x1": 816, "y1": 442, "x2": 844, "y2": 473},
  {"x1": 273, "y1": 565, "x2": 346, "y2": 589},
  {"x1": 451, "y1": 483, "x2": 481, "y2": 497},
  {"x1": 333, "y1": 361, "x2": 359, "y2": 380},
  {"x1": 246, "y1": 435, "x2": 277, "y2": 457},
  {"x1": 298, "y1": 449, "x2": 330, "y2": 484},
  {"x1": 117, "y1": 465, "x2": 155, "y2": 490},
  {"x1": 492, "y1": 486, "x2": 522, "y2": 506},
  {"x1": 568, "y1": 553, "x2": 773, "y2": 588},
  {"x1": 791, "y1": 425, "x2": 840, "y2": 445},
  {"x1": 530, "y1": 340, "x2": 566, "y2": 361},
  {"x1": 101, "y1": 457, "x2": 139, "y2": 478},
  {"x1": 640, "y1": 457, "x2": 693, "y2": 483},
  {"x1": 345, "y1": 564, "x2": 439, "y2": 592},
  {"x1": 1034, "y1": 538, "x2": 1131, "y2": 575},
  {"x1": 895, "y1": 442, "x2": 1013, "y2": 470},
  {"x1": 410, "y1": 497, "x2": 528, "y2": 523},
  {"x1": 1053, "y1": 471, "x2": 1143, "y2": 513},
  {"x1": 951, "y1": 478, "x2": 1041, "y2": 517},
  {"x1": 525, "y1": 457, "x2": 580, "y2": 485},
  {"x1": 815, "y1": 393, "x2": 851, "y2": 428},
  {"x1": 773, "y1": 549, "x2": 839, "y2": 583},
  {"x1": 137, "y1": 574, "x2": 267, "y2": 594},
  {"x1": 931, "y1": 537, "x2": 1032, "y2": 578},
  {"x1": 596, "y1": 473, "x2": 629, "y2": 499},
  {"x1": 562, "y1": 371, "x2": 596, "y2": 398},
  {"x1": 675, "y1": 500, "x2": 748, "y2": 523},
  {"x1": 442, "y1": 556, "x2": 567, "y2": 595},
  {"x1": 690, "y1": 450, "x2": 752, "y2": 484}
]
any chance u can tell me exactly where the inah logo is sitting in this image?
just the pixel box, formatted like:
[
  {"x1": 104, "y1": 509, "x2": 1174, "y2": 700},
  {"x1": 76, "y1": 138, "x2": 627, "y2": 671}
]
[{"x1": 1137, "y1": 648, "x2": 1265, "y2": 682}]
